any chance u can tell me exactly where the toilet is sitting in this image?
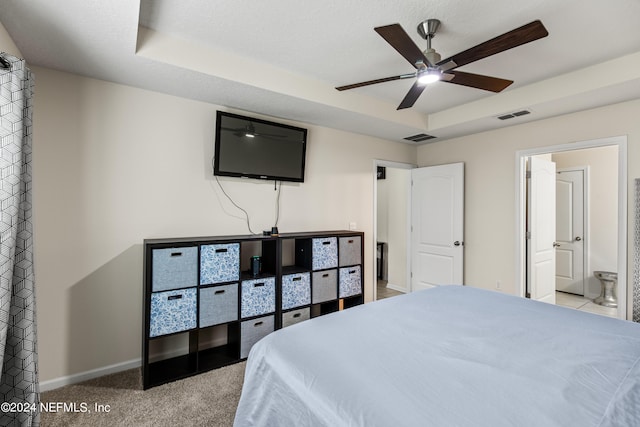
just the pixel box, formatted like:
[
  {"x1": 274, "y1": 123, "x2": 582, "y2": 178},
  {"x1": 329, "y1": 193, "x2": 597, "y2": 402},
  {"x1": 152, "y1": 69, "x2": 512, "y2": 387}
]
[{"x1": 593, "y1": 271, "x2": 617, "y2": 308}]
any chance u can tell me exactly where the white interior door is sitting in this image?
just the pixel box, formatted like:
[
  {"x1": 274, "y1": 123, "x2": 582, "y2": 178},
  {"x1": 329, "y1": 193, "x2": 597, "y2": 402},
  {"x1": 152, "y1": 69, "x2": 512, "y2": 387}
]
[
  {"x1": 555, "y1": 169, "x2": 585, "y2": 295},
  {"x1": 411, "y1": 163, "x2": 464, "y2": 291},
  {"x1": 527, "y1": 157, "x2": 556, "y2": 304}
]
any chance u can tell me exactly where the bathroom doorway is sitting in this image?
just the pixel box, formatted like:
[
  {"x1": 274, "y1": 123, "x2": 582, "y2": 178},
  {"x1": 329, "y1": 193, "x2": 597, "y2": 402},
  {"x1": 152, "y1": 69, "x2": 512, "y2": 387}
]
[
  {"x1": 516, "y1": 136, "x2": 627, "y2": 319},
  {"x1": 373, "y1": 160, "x2": 413, "y2": 301}
]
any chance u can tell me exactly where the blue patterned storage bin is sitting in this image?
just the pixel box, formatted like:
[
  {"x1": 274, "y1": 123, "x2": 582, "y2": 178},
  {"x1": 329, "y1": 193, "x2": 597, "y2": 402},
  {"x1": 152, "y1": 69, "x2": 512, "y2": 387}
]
[
  {"x1": 282, "y1": 272, "x2": 311, "y2": 310},
  {"x1": 339, "y1": 266, "x2": 362, "y2": 298},
  {"x1": 152, "y1": 247, "x2": 198, "y2": 292},
  {"x1": 312, "y1": 237, "x2": 338, "y2": 270},
  {"x1": 150, "y1": 288, "x2": 197, "y2": 337},
  {"x1": 200, "y1": 243, "x2": 240, "y2": 285},
  {"x1": 241, "y1": 277, "x2": 276, "y2": 318}
]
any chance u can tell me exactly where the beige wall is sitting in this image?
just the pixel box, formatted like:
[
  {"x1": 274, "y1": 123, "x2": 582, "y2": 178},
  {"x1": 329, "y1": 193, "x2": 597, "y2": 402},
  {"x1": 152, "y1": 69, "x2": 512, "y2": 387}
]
[
  {"x1": 553, "y1": 146, "x2": 618, "y2": 299},
  {"x1": 32, "y1": 66, "x2": 416, "y2": 382},
  {"x1": 0, "y1": 21, "x2": 22, "y2": 57},
  {"x1": 417, "y1": 99, "x2": 639, "y2": 319}
]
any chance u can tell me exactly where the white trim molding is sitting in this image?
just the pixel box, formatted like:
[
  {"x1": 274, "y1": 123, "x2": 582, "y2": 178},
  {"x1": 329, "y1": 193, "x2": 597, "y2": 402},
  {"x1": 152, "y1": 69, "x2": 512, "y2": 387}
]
[{"x1": 39, "y1": 358, "x2": 140, "y2": 392}]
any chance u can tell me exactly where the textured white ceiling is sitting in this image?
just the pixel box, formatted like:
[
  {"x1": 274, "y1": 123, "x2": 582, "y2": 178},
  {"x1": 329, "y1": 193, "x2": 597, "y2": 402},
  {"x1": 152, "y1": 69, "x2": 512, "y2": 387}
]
[{"x1": 2, "y1": 0, "x2": 640, "y2": 143}]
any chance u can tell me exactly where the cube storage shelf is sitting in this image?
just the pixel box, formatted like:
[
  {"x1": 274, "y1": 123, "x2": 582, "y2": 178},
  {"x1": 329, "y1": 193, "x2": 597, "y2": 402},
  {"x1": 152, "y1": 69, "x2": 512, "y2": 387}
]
[{"x1": 142, "y1": 230, "x2": 364, "y2": 389}]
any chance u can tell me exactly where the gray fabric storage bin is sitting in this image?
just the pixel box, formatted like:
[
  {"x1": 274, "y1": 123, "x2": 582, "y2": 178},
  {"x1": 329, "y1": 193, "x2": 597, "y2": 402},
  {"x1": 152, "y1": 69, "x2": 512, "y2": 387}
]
[
  {"x1": 152, "y1": 247, "x2": 198, "y2": 292},
  {"x1": 199, "y1": 283, "x2": 238, "y2": 327},
  {"x1": 282, "y1": 307, "x2": 310, "y2": 328},
  {"x1": 312, "y1": 269, "x2": 338, "y2": 303},
  {"x1": 339, "y1": 265, "x2": 362, "y2": 298},
  {"x1": 339, "y1": 236, "x2": 362, "y2": 266},
  {"x1": 240, "y1": 315, "x2": 274, "y2": 358}
]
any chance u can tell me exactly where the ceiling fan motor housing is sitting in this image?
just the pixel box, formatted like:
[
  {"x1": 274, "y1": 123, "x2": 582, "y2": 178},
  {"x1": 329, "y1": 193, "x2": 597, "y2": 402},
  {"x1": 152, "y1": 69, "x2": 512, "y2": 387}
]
[{"x1": 423, "y1": 48, "x2": 441, "y2": 66}]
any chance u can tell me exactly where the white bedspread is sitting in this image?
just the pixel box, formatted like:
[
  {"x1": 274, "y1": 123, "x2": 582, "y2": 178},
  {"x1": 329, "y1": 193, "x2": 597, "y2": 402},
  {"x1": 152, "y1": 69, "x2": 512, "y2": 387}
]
[{"x1": 233, "y1": 286, "x2": 640, "y2": 427}]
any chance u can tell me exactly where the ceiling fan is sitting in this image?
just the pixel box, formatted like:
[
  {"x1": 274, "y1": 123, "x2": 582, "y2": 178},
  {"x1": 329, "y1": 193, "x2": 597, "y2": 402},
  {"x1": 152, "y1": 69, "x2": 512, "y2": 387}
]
[{"x1": 336, "y1": 19, "x2": 548, "y2": 110}]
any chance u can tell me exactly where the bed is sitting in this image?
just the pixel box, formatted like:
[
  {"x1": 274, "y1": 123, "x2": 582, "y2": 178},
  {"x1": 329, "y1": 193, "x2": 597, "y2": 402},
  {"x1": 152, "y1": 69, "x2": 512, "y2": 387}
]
[{"x1": 233, "y1": 285, "x2": 640, "y2": 427}]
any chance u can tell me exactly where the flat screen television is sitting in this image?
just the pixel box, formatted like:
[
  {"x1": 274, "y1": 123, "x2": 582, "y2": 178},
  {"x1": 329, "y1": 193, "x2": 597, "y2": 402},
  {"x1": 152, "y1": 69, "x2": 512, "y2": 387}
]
[{"x1": 214, "y1": 111, "x2": 307, "y2": 182}]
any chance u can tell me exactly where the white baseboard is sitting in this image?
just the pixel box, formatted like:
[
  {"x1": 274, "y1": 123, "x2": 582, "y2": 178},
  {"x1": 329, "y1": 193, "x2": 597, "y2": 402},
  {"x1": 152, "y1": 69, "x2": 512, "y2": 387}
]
[
  {"x1": 39, "y1": 358, "x2": 140, "y2": 392},
  {"x1": 386, "y1": 283, "x2": 407, "y2": 293}
]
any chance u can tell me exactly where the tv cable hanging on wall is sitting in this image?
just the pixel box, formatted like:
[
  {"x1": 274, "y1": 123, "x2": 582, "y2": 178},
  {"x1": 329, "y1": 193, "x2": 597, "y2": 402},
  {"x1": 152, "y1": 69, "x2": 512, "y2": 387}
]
[{"x1": 211, "y1": 155, "x2": 281, "y2": 235}]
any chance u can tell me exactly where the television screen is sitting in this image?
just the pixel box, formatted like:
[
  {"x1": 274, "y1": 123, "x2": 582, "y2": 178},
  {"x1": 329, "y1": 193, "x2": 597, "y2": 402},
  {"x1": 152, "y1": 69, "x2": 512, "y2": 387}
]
[{"x1": 214, "y1": 111, "x2": 307, "y2": 182}]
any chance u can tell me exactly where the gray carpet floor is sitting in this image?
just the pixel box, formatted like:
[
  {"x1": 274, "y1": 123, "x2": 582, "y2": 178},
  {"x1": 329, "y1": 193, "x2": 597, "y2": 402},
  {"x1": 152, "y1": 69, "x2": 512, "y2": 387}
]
[{"x1": 40, "y1": 362, "x2": 245, "y2": 426}]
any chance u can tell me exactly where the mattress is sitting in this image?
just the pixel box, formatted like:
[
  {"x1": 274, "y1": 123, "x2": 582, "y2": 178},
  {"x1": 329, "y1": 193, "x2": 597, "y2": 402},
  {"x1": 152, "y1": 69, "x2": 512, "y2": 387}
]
[{"x1": 233, "y1": 286, "x2": 640, "y2": 427}]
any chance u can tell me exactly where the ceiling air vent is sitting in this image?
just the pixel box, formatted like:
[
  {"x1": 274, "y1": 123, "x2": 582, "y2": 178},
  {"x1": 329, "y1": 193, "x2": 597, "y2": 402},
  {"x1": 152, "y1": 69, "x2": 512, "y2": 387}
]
[
  {"x1": 403, "y1": 133, "x2": 437, "y2": 143},
  {"x1": 497, "y1": 110, "x2": 531, "y2": 120}
]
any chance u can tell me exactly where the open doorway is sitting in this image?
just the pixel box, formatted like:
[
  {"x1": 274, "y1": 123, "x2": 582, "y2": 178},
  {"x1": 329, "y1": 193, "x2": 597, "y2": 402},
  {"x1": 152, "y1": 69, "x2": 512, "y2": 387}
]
[
  {"x1": 516, "y1": 136, "x2": 627, "y2": 319},
  {"x1": 373, "y1": 160, "x2": 414, "y2": 301},
  {"x1": 373, "y1": 160, "x2": 465, "y2": 301}
]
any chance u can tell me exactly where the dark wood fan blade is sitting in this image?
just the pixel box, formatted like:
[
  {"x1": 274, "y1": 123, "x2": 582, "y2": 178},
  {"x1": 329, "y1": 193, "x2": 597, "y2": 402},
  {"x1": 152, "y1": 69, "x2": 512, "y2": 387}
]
[
  {"x1": 397, "y1": 81, "x2": 426, "y2": 110},
  {"x1": 375, "y1": 24, "x2": 431, "y2": 68},
  {"x1": 436, "y1": 20, "x2": 548, "y2": 69},
  {"x1": 336, "y1": 74, "x2": 414, "y2": 91},
  {"x1": 444, "y1": 71, "x2": 513, "y2": 92}
]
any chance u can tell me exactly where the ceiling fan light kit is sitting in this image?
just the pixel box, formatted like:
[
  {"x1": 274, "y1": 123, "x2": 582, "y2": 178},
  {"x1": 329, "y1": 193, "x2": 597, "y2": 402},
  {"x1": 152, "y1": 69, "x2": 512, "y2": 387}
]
[
  {"x1": 336, "y1": 19, "x2": 549, "y2": 110},
  {"x1": 417, "y1": 69, "x2": 441, "y2": 85}
]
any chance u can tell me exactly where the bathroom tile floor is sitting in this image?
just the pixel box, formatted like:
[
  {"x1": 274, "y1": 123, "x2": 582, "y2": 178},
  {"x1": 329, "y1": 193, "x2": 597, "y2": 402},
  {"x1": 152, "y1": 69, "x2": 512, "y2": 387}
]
[{"x1": 555, "y1": 291, "x2": 618, "y2": 318}]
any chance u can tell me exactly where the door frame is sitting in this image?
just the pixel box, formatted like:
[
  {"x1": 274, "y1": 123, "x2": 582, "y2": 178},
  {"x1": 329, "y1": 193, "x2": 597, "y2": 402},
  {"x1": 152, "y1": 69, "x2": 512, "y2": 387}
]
[
  {"x1": 555, "y1": 166, "x2": 589, "y2": 297},
  {"x1": 515, "y1": 136, "x2": 627, "y2": 318},
  {"x1": 372, "y1": 159, "x2": 416, "y2": 301}
]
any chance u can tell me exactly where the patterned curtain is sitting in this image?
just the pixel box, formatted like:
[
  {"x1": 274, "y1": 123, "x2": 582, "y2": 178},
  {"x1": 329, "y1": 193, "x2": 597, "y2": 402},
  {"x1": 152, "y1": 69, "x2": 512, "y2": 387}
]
[
  {"x1": 634, "y1": 178, "x2": 640, "y2": 323},
  {"x1": 0, "y1": 53, "x2": 39, "y2": 426}
]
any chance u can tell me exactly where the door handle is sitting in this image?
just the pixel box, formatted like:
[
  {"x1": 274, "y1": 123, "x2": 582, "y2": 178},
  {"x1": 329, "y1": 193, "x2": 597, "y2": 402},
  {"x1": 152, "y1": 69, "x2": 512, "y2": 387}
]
[
  {"x1": 553, "y1": 242, "x2": 561, "y2": 248},
  {"x1": 454, "y1": 241, "x2": 463, "y2": 247},
  {"x1": 575, "y1": 237, "x2": 582, "y2": 241}
]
